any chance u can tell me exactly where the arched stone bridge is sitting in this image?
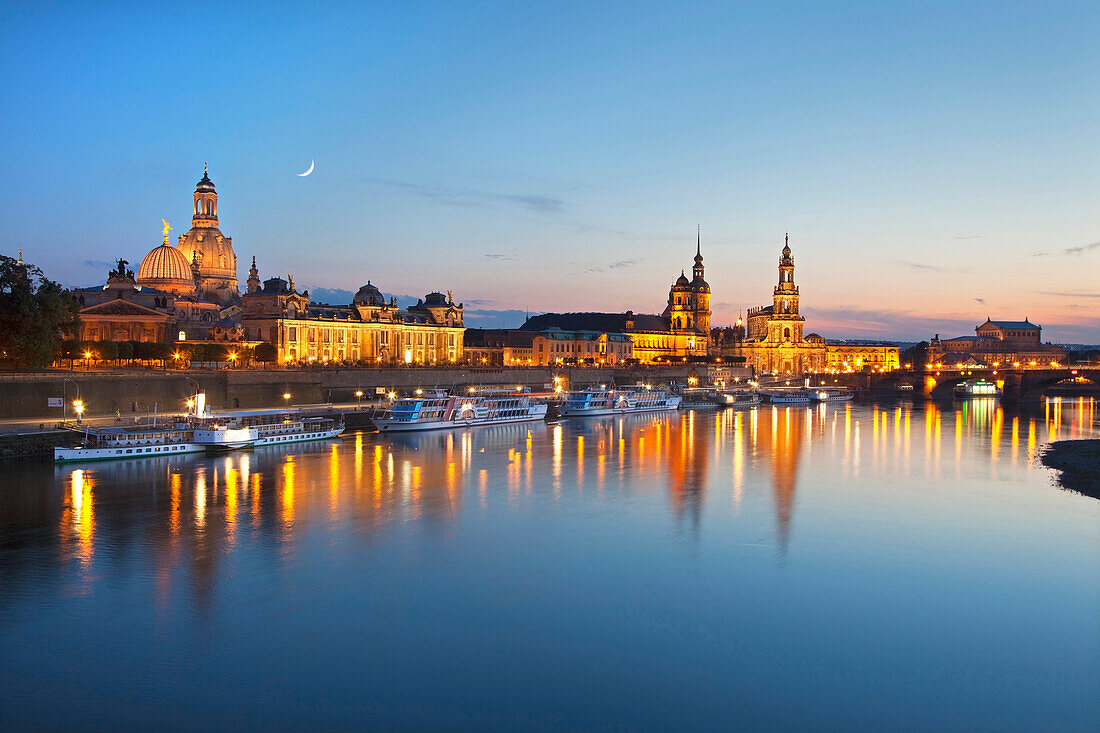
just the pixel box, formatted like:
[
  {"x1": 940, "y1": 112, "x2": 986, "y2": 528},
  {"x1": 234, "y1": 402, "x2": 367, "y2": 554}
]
[{"x1": 868, "y1": 367, "x2": 1100, "y2": 402}]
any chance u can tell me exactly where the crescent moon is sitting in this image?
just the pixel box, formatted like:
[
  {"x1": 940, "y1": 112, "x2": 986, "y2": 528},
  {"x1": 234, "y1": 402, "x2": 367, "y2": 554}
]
[{"x1": 297, "y1": 159, "x2": 315, "y2": 177}]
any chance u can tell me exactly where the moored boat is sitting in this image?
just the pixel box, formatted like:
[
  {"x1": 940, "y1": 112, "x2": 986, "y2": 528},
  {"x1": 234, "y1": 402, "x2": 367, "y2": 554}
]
[
  {"x1": 953, "y1": 380, "x2": 1001, "y2": 398},
  {"x1": 559, "y1": 387, "x2": 681, "y2": 417},
  {"x1": 374, "y1": 389, "x2": 548, "y2": 432},
  {"x1": 54, "y1": 423, "x2": 255, "y2": 463},
  {"x1": 54, "y1": 392, "x2": 344, "y2": 463},
  {"x1": 759, "y1": 389, "x2": 812, "y2": 404},
  {"x1": 808, "y1": 388, "x2": 855, "y2": 403},
  {"x1": 714, "y1": 391, "x2": 763, "y2": 409}
]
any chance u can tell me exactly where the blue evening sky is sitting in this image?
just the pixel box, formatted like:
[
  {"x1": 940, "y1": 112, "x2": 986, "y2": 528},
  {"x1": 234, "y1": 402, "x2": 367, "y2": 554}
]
[{"x1": 2, "y1": 1, "x2": 1098, "y2": 340}]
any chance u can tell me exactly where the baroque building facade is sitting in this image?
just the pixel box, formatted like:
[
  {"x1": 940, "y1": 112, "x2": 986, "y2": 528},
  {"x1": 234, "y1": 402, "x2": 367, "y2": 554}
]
[
  {"x1": 733, "y1": 235, "x2": 827, "y2": 375},
  {"x1": 927, "y1": 319, "x2": 1065, "y2": 368},
  {"x1": 520, "y1": 232, "x2": 711, "y2": 362},
  {"x1": 74, "y1": 167, "x2": 245, "y2": 343},
  {"x1": 241, "y1": 262, "x2": 465, "y2": 364}
]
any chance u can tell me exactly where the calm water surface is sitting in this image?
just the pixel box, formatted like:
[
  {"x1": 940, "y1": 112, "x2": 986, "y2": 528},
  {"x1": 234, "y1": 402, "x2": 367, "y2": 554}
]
[{"x1": 1, "y1": 399, "x2": 1097, "y2": 731}]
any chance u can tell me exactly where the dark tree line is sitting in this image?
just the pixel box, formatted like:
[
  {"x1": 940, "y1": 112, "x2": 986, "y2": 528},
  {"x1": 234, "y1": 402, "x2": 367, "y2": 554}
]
[{"x1": 0, "y1": 254, "x2": 81, "y2": 369}]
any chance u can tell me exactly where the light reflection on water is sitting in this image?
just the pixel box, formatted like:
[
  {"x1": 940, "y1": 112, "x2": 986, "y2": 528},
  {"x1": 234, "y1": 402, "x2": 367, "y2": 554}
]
[{"x1": 0, "y1": 398, "x2": 1097, "y2": 730}]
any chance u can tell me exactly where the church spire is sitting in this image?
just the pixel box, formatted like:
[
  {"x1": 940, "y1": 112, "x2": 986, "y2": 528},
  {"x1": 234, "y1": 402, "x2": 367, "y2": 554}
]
[
  {"x1": 246, "y1": 255, "x2": 261, "y2": 294},
  {"x1": 692, "y1": 226, "x2": 705, "y2": 281}
]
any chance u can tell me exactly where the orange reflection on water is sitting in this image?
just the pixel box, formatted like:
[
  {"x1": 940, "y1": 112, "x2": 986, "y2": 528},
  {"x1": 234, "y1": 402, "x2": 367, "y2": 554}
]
[
  {"x1": 282, "y1": 458, "x2": 296, "y2": 528},
  {"x1": 65, "y1": 469, "x2": 95, "y2": 566}
]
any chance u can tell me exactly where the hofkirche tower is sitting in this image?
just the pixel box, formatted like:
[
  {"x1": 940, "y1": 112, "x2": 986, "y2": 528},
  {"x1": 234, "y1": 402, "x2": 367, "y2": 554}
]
[
  {"x1": 768, "y1": 232, "x2": 803, "y2": 341},
  {"x1": 175, "y1": 164, "x2": 240, "y2": 304},
  {"x1": 740, "y1": 233, "x2": 826, "y2": 374},
  {"x1": 664, "y1": 227, "x2": 712, "y2": 341}
]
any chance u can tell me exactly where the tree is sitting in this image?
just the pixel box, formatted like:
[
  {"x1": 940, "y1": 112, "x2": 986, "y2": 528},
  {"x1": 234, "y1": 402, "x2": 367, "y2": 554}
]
[
  {"x1": 96, "y1": 340, "x2": 119, "y2": 363},
  {"x1": 254, "y1": 342, "x2": 278, "y2": 365},
  {"x1": 0, "y1": 255, "x2": 81, "y2": 368},
  {"x1": 901, "y1": 341, "x2": 929, "y2": 370},
  {"x1": 117, "y1": 340, "x2": 135, "y2": 363}
]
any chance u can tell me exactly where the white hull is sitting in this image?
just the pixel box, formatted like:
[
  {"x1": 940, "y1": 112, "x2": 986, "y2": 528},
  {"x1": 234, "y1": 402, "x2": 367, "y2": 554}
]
[
  {"x1": 254, "y1": 427, "x2": 345, "y2": 445},
  {"x1": 55, "y1": 427, "x2": 345, "y2": 463},
  {"x1": 560, "y1": 403, "x2": 681, "y2": 417},
  {"x1": 376, "y1": 412, "x2": 546, "y2": 433},
  {"x1": 764, "y1": 395, "x2": 811, "y2": 404},
  {"x1": 56, "y1": 442, "x2": 205, "y2": 462},
  {"x1": 808, "y1": 393, "x2": 855, "y2": 403}
]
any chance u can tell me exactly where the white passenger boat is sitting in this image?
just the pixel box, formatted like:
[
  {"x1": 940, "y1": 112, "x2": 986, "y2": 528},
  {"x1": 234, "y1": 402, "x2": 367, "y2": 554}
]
[
  {"x1": 807, "y1": 388, "x2": 855, "y2": 403},
  {"x1": 54, "y1": 423, "x2": 256, "y2": 463},
  {"x1": 198, "y1": 408, "x2": 345, "y2": 447},
  {"x1": 953, "y1": 380, "x2": 1001, "y2": 398},
  {"x1": 374, "y1": 389, "x2": 548, "y2": 432},
  {"x1": 759, "y1": 389, "x2": 812, "y2": 405},
  {"x1": 54, "y1": 393, "x2": 343, "y2": 463},
  {"x1": 559, "y1": 387, "x2": 681, "y2": 417},
  {"x1": 714, "y1": 391, "x2": 763, "y2": 409}
]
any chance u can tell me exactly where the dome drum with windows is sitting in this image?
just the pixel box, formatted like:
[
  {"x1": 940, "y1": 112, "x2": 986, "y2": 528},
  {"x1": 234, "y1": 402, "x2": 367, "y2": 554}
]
[{"x1": 174, "y1": 164, "x2": 239, "y2": 302}]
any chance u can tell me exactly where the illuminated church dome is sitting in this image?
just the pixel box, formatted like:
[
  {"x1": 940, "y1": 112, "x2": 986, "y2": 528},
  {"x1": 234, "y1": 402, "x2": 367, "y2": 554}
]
[
  {"x1": 354, "y1": 281, "x2": 386, "y2": 306},
  {"x1": 175, "y1": 164, "x2": 239, "y2": 303},
  {"x1": 137, "y1": 236, "x2": 194, "y2": 295}
]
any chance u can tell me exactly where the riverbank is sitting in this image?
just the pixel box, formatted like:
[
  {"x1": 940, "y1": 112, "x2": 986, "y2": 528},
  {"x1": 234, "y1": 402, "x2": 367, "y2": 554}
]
[{"x1": 1041, "y1": 439, "x2": 1100, "y2": 499}]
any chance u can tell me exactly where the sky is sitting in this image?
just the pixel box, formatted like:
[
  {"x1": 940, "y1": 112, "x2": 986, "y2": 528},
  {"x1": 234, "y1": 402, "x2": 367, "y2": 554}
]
[{"x1": 1, "y1": 1, "x2": 1098, "y2": 341}]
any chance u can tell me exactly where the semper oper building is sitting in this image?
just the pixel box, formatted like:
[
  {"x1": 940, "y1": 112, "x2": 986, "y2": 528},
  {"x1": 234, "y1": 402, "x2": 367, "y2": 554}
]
[{"x1": 240, "y1": 265, "x2": 466, "y2": 365}]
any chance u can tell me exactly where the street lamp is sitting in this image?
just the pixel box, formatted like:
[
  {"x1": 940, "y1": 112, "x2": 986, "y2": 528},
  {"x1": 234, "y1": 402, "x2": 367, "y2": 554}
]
[
  {"x1": 283, "y1": 392, "x2": 291, "y2": 408},
  {"x1": 73, "y1": 399, "x2": 85, "y2": 424},
  {"x1": 83, "y1": 350, "x2": 93, "y2": 370},
  {"x1": 355, "y1": 390, "x2": 363, "y2": 410}
]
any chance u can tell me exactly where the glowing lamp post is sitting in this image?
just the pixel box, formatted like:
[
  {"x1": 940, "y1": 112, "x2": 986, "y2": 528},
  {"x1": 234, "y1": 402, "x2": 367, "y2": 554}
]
[
  {"x1": 73, "y1": 399, "x2": 85, "y2": 424},
  {"x1": 355, "y1": 390, "x2": 363, "y2": 410},
  {"x1": 283, "y1": 392, "x2": 291, "y2": 408}
]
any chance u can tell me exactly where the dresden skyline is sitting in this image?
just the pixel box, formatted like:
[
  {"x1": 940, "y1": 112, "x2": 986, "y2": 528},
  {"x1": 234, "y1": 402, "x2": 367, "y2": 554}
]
[{"x1": 2, "y1": 1, "x2": 1098, "y2": 342}]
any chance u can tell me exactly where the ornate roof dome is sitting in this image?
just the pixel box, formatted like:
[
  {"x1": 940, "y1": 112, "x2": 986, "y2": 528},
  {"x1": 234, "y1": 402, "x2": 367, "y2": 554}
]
[
  {"x1": 674, "y1": 270, "x2": 690, "y2": 287},
  {"x1": 137, "y1": 241, "x2": 193, "y2": 294},
  {"x1": 195, "y1": 169, "x2": 216, "y2": 193},
  {"x1": 354, "y1": 281, "x2": 385, "y2": 306},
  {"x1": 424, "y1": 292, "x2": 447, "y2": 306},
  {"x1": 177, "y1": 228, "x2": 236, "y2": 277}
]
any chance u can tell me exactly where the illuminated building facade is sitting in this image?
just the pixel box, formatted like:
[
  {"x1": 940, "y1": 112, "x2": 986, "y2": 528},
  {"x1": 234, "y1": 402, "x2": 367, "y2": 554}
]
[
  {"x1": 241, "y1": 264, "x2": 465, "y2": 364},
  {"x1": 521, "y1": 233, "x2": 710, "y2": 362},
  {"x1": 927, "y1": 319, "x2": 1065, "y2": 369},
  {"x1": 824, "y1": 342, "x2": 901, "y2": 372},
  {"x1": 464, "y1": 328, "x2": 633, "y2": 366},
  {"x1": 735, "y1": 235, "x2": 826, "y2": 375},
  {"x1": 73, "y1": 167, "x2": 249, "y2": 343}
]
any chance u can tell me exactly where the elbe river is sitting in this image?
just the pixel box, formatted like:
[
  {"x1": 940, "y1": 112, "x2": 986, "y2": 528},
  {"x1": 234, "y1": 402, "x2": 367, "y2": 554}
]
[{"x1": 1, "y1": 399, "x2": 1096, "y2": 730}]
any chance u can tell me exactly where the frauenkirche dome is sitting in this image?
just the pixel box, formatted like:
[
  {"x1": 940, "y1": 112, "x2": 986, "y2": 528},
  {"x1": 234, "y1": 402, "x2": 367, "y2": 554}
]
[{"x1": 175, "y1": 164, "x2": 240, "y2": 303}]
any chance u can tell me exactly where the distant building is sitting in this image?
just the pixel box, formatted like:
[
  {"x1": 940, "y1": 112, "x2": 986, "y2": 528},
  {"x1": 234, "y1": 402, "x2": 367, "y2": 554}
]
[
  {"x1": 463, "y1": 329, "x2": 536, "y2": 366},
  {"x1": 464, "y1": 327, "x2": 633, "y2": 366},
  {"x1": 73, "y1": 166, "x2": 247, "y2": 343},
  {"x1": 927, "y1": 318, "x2": 1065, "y2": 368},
  {"x1": 824, "y1": 342, "x2": 900, "y2": 372},
  {"x1": 174, "y1": 165, "x2": 240, "y2": 304},
  {"x1": 734, "y1": 235, "x2": 827, "y2": 375},
  {"x1": 521, "y1": 233, "x2": 710, "y2": 362},
  {"x1": 241, "y1": 263, "x2": 465, "y2": 364}
]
